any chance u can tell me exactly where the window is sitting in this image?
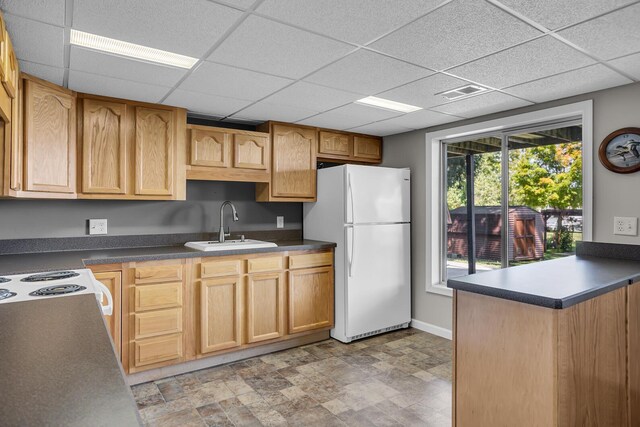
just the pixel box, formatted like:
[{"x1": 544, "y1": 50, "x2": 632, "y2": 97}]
[
  {"x1": 442, "y1": 121, "x2": 584, "y2": 282},
  {"x1": 442, "y1": 121, "x2": 584, "y2": 281}
]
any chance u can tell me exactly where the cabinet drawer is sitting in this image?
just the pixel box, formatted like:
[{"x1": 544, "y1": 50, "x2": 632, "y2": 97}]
[
  {"x1": 134, "y1": 334, "x2": 183, "y2": 367},
  {"x1": 289, "y1": 252, "x2": 333, "y2": 269},
  {"x1": 248, "y1": 256, "x2": 283, "y2": 274},
  {"x1": 134, "y1": 308, "x2": 182, "y2": 339},
  {"x1": 201, "y1": 259, "x2": 242, "y2": 278},
  {"x1": 134, "y1": 282, "x2": 182, "y2": 311},
  {"x1": 134, "y1": 265, "x2": 182, "y2": 284}
]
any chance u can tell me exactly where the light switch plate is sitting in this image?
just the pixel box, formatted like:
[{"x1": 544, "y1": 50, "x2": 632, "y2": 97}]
[
  {"x1": 89, "y1": 219, "x2": 108, "y2": 235},
  {"x1": 614, "y1": 216, "x2": 637, "y2": 236},
  {"x1": 276, "y1": 216, "x2": 284, "y2": 229}
]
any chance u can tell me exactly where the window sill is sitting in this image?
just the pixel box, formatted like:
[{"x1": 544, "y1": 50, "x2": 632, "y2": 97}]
[{"x1": 426, "y1": 282, "x2": 453, "y2": 297}]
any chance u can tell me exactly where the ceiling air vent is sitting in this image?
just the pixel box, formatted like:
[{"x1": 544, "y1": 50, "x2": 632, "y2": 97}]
[{"x1": 440, "y1": 84, "x2": 488, "y2": 101}]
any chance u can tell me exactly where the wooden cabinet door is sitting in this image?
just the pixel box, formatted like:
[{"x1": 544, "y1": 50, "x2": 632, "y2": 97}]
[
  {"x1": 190, "y1": 128, "x2": 230, "y2": 168},
  {"x1": 134, "y1": 107, "x2": 174, "y2": 196},
  {"x1": 353, "y1": 135, "x2": 382, "y2": 162},
  {"x1": 200, "y1": 277, "x2": 242, "y2": 354},
  {"x1": 246, "y1": 273, "x2": 284, "y2": 343},
  {"x1": 81, "y1": 99, "x2": 127, "y2": 194},
  {"x1": 9, "y1": 76, "x2": 22, "y2": 191},
  {"x1": 1, "y1": 31, "x2": 17, "y2": 99},
  {"x1": 93, "y1": 271, "x2": 122, "y2": 360},
  {"x1": 23, "y1": 79, "x2": 76, "y2": 193},
  {"x1": 288, "y1": 266, "x2": 334, "y2": 334},
  {"x1": 318, "y1": 131, "x2": 351, "y2": 159},
  {"x1": 234, "y1": 134, "x2": 268, "y2": 170},
  {"x1": 630, "y1": 282, "x2": 640, "y2": 426},
  {"x1": 271, "y1": 124, "x2": 316, "y2": 198}
]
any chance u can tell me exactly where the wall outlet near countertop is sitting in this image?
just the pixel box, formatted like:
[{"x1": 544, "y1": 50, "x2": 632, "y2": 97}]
[
  {"x1": 276, "y1": 216, "x2": 284, "y2": 229},
  {"x1": 614, "y1": 216, "x2": 637, "y2": 236},
  {"x1": 88, "y1": 219, "x2": 108, "y2": 235}
]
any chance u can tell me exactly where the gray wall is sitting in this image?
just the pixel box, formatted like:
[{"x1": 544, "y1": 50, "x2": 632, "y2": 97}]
[
  {"x1": 0, "y1": 181, "x2": 302, "y2": 239},
  {"x1": 382, "y1": 81, "x2": 640, "y2": 332}
]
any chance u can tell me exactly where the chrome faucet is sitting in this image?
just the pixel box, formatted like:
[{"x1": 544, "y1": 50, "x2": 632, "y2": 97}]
[{"x1": 218, "y1": 201, "x2": 239, "y2": 243}]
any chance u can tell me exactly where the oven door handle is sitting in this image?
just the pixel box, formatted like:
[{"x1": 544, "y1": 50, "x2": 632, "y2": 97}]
[{"x1": 92, "y1": 278, "x2": 113, "y2": 316}]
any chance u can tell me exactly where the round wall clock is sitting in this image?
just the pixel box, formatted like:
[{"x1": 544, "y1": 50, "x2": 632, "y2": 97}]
[{"x1": 599, "y1": 127, "x2": 640, "y2": 174}]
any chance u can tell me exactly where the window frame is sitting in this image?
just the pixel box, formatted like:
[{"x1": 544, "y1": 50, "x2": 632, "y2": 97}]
[{"x1": 425, "y1": 101, "x2": 593, "y2": 297}]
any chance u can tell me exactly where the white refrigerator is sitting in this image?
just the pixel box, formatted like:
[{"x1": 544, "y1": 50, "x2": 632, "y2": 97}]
[{"x1": 303, "y1": 164, "x2": 411, "y2": 343}]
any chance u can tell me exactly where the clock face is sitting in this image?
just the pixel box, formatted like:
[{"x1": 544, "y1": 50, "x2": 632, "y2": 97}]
[{"x1": 604, "y1": 132, "x2": 640, "y2": 168}]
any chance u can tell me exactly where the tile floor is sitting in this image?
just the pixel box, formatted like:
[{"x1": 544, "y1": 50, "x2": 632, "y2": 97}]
[{"x1": 131, "y1": 328, "x2": 452, "y2": 426}]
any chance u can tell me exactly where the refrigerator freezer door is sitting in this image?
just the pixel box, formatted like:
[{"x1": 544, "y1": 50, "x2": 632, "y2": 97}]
[
  {"x1": 345, "y1": 223, "x2": 411, "y2": 338},
  {"x1": 346, "y1": 165, "x2": 410, "y2": 224}
]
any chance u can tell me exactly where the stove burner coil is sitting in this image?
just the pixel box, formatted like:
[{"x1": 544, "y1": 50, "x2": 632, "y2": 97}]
[
  {"x1": 29, "y1": 285, "x2": 86, "y2": 296},
  {"x1": 0, "y1": 289, "x2": 16, "y2": 300},
  {"x1": 0, "y1": 278, "x2": 10, "y2": 284},
  {"x1": 21, "y1": 271, "x2": 80, "y2": 282}
]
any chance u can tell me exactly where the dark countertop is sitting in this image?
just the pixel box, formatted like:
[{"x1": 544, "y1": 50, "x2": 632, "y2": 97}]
[
  {"x1": 0, "y1": 294, "x2": 141, "y2": 426},
  {"x1": 448, "y1": 254, "x2": 640, "y2": 309},
  {"x1": 0, "y1": 240, "x2": 336, "y2": 275}
]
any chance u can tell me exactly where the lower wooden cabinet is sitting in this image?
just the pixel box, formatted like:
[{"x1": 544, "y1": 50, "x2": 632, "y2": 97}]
[
  {"x1": 246, "y1": 272, "x2": 285, "y2": 343},
  {"x1": 110, "y1": 249, "x2": 333, "y2": 374},
  {"x1": 288, "y1": 267, "x2": 334, "y2": 334},
  {"x1": 93, "y1": 271, "x2": 122, "y2": 360},
  {"x1": 200, "y1": 276, "x2": 242, "y2": 354}
]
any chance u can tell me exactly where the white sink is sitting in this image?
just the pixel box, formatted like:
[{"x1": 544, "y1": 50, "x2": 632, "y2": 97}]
[{"x1": 185, "y1": 239, "x2": 278, "y2": 251}]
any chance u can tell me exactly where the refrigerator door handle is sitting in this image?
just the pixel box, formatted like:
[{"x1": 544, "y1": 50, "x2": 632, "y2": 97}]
[
  {"x1": 347, "y1": 226, "x2": 355, "y2": 277},
  {"x1": 347, "y1": 172, "x2": 355, "y2": 224}
]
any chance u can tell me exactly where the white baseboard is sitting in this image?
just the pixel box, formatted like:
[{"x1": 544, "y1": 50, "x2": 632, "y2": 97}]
[{"x1": 411, "y1": 318, "x2": 452, "y2": 340}]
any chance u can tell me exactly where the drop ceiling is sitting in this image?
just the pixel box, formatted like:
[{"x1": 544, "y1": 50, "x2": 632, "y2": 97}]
[{"x1": 1, "y1": 0, "x2": 639, "y2": 136}]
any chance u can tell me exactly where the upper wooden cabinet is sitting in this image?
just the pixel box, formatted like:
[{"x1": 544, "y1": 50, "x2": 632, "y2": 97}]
[
  {"x1": 186, "y1": 125, "x2": 269, "y2": 183},
  {"x1": 256, "y1": 122, "x2": 317, "y2": 202},
  {"x1": 134, "y1": 107, "x2": 175, "y2": 196},
  {"x1": 23, "y1": 75, "x2": 76, "y2": 195},
  {"x1": 81, "y1": 98, "x2": 127, "y2": 194},
  {"x1": 77, "y1": 95, "x2": 186, "y2": 200},
  {"x1": 353, "y1": 135, "x2": 382, "y2": 162},
  {"x1": 318, "y1": 131, "x2": 351, "y2": 160},
  {"x1": 317, "y1": 130, "x2": 382, "y2": 164}
]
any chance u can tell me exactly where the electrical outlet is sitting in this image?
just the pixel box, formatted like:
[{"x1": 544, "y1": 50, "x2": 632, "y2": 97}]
[
  {"x1": 614, "y1": 216, "x2": 637, "y2": 236},
  {"x1": 276, "y1": 216, "x2": 284, "y2": 229},
  {"x1": 89, "y1": 219, "x2": 108, "y2": 235}
]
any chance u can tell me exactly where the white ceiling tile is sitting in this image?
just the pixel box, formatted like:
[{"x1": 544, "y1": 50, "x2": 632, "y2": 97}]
[
  {"x1": 448, "y1": 36, "x2": 596, "y2": 89},
  {"x1": 73, "y1": 0, "x2": 242, "y2": 57},
  {"x1": 68, "y1": 70, "x2": 171, "y2": 104},
  {"x1": 348, "y1": 121, "x2": 414, "y2": 137},
  {"x1": 179, "y1": 61, "x2": 292, "y2": 101},
  {"x1": 4, "y1": 14, "x2": 64, "y2": 67},
  {"x1": 376, "y1": 109, "x2": 462, "y2": 129},
  {"x1": 18, "y1": 60, "x2": 65, "y2": 86},
  {"x1": 231, "y1": 101, "x2": 319, "y2": 122},
  {"x1": 214, "y1": 0, "x2": 257, "y2": 10},
  {"x1": 505, "y1": 64, "x2": 632, "y2": 103},
  {"x1": 430, "y1": 91, "x2": 532, "y2": 118},
  {"x1": 164, "y1": 89, "x2": 253, "y2": 116},
  {"x1": 558, "y1": 3, "x2": 640, "y2": 60},
  {"x1": 298, "y1": 103, "x2": 402, "y2": 130},
  {"x1": 305, "y1": 49, "x2": 433, "y2": 95},
  {"x1": 69, "y1": 46, "x2": 188, "y2": 87},
  {"x1": 378, "y1": 73, "x2": 471, "y2": 109},
  {"x1": 208, "y1": 15, "x2": 354, "y2": 79},
  {"x1": 370, "y1": 0, "x2": 541, "y2": 70},
  {"x1": 256, "y1": 0, "x2": 445, "y2": 44},
  {"x1": 495, "y1": 0, "x2": 636, "y2": 30},
  {"x1": 609, "y1": 52, "x2": 640, "y2": 80},
  {"x1": 0, "y1": 0, "x2": 66, "y2": 26},
  {"x1": 261, "y1": 81, "x2": 362, "y2": 112}
]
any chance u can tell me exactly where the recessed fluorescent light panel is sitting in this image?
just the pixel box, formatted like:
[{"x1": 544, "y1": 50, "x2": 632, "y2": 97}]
[
  {"x1": 440, "y1": 84, "x2": 488, "y2": 101},
  {"x1": 355, "y1": 96, "x2": 422, "y2": 113},
  {"x1": 70, "y1": 29, "x2": 198, "y2": 69}
]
